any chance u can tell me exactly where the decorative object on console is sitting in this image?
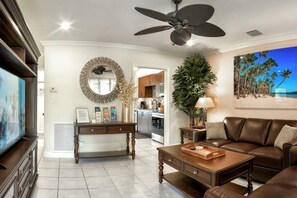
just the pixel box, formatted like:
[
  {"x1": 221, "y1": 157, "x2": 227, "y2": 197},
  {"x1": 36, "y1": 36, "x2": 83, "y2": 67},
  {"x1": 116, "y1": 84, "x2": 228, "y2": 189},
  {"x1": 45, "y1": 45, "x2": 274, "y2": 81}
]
[
  {"x1": 110, "y1": 106, "x2": 117, "y2": 121},
  {"x1": 172, "y1": 54, "x2": 216, "y2": 127},
  {"x1": 95, "y1": 107, "x2": 102, "y2": 122},
  {"x1": 117, "y1": 79, "x2": 137, "y2": 122},
  {"x1": 80, "y1": 57, "x2": 125, "y2": 103},
  {"x1": 274, "y1": 125, "x2": 297, "y2": 149},
  {"x1": 134, "y1": 0, "x2": 225, "y2": 46},
  {"x1": 76, "y1": 108, "x2": 90, "y2": 123},
  {"x1": 195, "y1": 96, "x2": 215, "y2": 124},
  {"x1": 234, "y1": 46, "x2": 297, "y2": 109},
  {"x1": 102, "y1": 107, "x2": 110, "y2": 121}
]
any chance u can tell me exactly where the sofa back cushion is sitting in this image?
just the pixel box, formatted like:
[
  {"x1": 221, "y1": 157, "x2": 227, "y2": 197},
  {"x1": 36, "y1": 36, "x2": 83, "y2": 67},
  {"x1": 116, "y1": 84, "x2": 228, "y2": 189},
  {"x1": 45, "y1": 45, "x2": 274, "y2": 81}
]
[
  {"x1": 224, "y1": 117, "x2": 246, "y2": 141},
  {"x1": 265, "y1": 119, "x2": 297, "y2": 146},
  {"x1": 239, "y1": 118, "x2": 271, "y2": 145}
]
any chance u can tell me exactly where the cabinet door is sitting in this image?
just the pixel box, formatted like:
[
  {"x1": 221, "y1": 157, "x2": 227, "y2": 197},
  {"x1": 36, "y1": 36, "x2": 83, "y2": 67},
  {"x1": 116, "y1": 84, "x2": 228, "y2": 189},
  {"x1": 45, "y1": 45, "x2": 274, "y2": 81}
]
[
  {"x1": 138, "y1": 77, "x2": 145, "y2": 98},
  {"x1": 156, "y1": 71, "x2": 164, "y2": 83}
]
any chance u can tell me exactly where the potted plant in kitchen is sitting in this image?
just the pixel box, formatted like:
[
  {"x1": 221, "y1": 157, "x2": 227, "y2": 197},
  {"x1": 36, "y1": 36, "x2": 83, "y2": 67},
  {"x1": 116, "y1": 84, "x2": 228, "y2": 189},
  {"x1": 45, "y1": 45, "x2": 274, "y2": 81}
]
[{"x1": 172, "y1": 54, "x2": 216, "y2": 126}]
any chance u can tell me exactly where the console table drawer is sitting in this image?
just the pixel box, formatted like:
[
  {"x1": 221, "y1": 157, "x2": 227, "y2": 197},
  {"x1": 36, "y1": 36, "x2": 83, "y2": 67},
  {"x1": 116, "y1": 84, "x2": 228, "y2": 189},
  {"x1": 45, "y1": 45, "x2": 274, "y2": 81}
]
[
  {"x1": 163, "y1": 154, "x2": 181, "y2": 169},
  {"x1": 183, "y1": 163, "x2": 211, "y2": 185},
  {"x1": 108, "y1": 126, "x2": 133, "y2": 133},
  {"x1": 79, "y1": 127, "x2": 107, "y2": 134}
]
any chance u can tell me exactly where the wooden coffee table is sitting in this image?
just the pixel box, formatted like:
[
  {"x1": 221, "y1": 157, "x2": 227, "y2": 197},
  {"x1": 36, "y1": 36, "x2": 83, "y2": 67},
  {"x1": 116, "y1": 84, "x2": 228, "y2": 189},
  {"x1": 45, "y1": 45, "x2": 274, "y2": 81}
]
[{"x1": 157, "y1": 144, "x2": 254, "y2": 198}]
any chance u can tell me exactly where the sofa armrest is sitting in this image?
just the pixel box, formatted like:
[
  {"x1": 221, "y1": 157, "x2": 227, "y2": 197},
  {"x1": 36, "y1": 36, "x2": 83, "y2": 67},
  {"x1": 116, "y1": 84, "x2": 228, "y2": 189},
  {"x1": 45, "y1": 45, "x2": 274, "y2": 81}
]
[
  {"x1": 289, "y1": 145, "x2": 297, "y2": 166},
  {"x1": 282, "y1": 136, "x2": 297, "y2": 168},
  {"x1": 192, "y1": 129, "x2": 206, "y2": 142},
  {"x1": 203, "y1": 186, "x2": 246, "y2": 198}
]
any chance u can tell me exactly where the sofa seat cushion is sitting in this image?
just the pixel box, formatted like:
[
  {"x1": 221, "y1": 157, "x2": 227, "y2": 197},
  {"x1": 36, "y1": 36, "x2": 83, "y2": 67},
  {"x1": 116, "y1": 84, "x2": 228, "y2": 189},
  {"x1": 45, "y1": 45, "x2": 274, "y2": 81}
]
[
  {"x1": 249, "y1": 184, "x2": 297, "y2": 198},
  {"x1": 220, "y1": 142, "x2": 259, "y2": 154},
  {"x1": 199, "y1": 139, "x2": 234, "y2": 148},
  {"x1": 248, "y1": 146, "x2": 282, "y2": 170},
  {"x1": 267, "y1": 166, "x2": 297, "y2": 188}
]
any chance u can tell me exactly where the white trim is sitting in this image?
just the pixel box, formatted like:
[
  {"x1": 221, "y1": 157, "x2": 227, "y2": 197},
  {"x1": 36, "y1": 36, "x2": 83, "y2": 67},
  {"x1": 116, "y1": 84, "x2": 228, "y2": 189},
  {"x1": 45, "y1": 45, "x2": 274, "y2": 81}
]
[{"x1": 40, "y1": 40, "x2": 184, "y2": 57}]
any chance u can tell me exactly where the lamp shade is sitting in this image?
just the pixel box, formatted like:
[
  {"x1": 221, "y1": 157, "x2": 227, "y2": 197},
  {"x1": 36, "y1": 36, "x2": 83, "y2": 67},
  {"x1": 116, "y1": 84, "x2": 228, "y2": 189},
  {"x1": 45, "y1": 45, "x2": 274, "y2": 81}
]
[{"x1": 195, "y1": 97, "x2": 215, "y2": 108}]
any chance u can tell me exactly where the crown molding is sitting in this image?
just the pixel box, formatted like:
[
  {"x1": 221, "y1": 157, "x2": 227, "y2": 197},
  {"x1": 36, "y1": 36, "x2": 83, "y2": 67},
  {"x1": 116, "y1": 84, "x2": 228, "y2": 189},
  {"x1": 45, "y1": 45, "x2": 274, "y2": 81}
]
[{"x1": 220, "y1": 31, "x2": 297, "y2": 53}]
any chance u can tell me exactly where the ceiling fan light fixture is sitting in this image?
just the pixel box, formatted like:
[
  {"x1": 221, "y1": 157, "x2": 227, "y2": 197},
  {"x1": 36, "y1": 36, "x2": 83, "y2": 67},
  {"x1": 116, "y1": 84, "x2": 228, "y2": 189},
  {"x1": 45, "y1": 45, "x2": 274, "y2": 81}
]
[{"x1": 170, "y1": 29, "x2": 191, "y2": 46}]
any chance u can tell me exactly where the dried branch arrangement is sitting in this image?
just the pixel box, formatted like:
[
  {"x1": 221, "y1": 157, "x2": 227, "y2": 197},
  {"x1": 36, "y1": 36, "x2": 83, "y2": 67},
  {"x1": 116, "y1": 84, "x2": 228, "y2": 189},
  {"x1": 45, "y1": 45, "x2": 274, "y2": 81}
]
[{"x1": 117, "y1": 79, "x2": 137, "y2": 106}]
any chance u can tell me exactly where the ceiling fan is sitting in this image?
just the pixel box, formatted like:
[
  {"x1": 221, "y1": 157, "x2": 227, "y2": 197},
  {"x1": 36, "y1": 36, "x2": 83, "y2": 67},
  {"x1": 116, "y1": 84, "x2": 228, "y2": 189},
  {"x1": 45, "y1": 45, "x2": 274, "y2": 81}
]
[{"x1": 134, "y1": 0, "x2": 225, "y2": 46}]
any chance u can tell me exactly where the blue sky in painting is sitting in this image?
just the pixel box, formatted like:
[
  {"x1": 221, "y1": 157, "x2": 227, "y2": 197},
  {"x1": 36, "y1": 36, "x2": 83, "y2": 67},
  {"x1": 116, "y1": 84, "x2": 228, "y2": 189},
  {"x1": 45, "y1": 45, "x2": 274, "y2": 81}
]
[{"x1": 255, "y1": 46, "x2": 297, "y2": 93}]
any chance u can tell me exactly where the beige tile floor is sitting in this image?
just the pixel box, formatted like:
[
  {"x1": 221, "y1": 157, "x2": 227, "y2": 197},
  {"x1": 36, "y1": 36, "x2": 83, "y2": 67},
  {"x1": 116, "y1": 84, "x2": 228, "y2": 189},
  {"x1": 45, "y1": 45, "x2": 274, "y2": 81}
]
[{"x1": 31, "y1": 137, "x2": 261, "y2": 198}]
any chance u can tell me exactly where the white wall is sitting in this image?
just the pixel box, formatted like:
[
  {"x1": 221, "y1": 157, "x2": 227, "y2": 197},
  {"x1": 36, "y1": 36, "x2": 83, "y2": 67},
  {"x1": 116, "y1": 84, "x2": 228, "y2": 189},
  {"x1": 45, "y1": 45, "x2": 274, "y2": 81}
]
[
  {"x1": 206, "y1": 38, "x2": 297, "y2": 121},
  {"x1": 42, "y1": 41, "x2": 187, "y2": 157}
]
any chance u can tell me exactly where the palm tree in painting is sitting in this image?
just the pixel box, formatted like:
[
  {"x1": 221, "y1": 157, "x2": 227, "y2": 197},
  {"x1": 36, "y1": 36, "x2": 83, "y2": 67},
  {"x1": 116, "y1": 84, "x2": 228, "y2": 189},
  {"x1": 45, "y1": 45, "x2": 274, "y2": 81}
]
[{"x1": 276, "y1": 69, "x2": 292, "y2": 88}]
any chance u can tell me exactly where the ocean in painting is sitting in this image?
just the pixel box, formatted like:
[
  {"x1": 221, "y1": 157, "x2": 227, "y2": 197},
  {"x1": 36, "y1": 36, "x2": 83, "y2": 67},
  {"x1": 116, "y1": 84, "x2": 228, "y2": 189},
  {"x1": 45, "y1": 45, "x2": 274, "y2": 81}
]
[{"x1": 272, "y1": 92, "x2": 297, "y2": 98}]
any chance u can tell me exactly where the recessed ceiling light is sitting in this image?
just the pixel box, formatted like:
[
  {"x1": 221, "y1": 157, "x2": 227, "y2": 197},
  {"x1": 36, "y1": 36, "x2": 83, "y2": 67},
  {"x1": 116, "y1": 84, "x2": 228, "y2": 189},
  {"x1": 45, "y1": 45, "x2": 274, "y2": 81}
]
[{"x1": 60, "y1": 21, "x2": 71, "y2": 30}]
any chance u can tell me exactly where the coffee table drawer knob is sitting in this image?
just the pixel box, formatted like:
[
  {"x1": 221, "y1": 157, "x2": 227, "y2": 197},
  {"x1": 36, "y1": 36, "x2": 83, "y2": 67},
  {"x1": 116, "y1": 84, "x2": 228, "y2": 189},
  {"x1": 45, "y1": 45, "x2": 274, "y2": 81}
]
[
  {"x1": 168, "y1": 159, "x2": 173, "y2": 162},
  {"x1": 193, "y1": 170, "x2": 199, "y2": 175}
]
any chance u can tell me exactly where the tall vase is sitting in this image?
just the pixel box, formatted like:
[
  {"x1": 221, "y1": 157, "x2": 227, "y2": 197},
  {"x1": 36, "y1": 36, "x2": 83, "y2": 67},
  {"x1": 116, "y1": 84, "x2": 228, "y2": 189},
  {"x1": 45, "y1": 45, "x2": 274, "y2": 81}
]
[{"x1": 122, "y1": 104, "x2": 131, "y2": 122}]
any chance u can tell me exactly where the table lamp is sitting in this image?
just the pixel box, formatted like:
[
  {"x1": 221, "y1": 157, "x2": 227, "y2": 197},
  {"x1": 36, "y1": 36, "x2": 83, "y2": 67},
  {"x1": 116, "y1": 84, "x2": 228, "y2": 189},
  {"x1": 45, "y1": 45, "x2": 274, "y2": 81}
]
[{"x1": 195, "y1": 97, "x2": 215, "y2": 124}]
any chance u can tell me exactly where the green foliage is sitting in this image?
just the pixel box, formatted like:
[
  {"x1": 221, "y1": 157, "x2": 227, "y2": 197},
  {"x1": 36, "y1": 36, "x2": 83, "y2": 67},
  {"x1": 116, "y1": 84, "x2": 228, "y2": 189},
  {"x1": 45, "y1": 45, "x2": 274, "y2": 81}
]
[{"x1": 172, "y1": 54, "x2": 216, "y2": 118}]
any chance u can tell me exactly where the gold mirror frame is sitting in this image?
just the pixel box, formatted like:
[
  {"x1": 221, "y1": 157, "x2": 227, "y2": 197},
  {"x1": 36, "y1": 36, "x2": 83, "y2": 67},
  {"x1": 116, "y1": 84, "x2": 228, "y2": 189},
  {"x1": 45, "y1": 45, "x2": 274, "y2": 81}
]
[{"x1": 80, "y1": 57, "x2": 124, "y2": 103}]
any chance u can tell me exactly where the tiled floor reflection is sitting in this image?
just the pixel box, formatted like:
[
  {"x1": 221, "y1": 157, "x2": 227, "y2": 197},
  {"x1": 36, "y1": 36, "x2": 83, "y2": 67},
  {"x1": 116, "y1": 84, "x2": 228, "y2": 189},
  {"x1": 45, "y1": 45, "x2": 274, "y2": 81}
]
[{"x1": 31, "y1": 137, "x2": 262, "y2": 198}]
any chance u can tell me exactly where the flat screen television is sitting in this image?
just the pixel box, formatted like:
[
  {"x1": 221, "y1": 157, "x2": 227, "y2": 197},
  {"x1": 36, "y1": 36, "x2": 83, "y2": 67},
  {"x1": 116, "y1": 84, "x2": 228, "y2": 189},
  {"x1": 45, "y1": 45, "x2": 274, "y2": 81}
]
[{"x1": 0, "y1": 66, "x2": 25, "y2": 155}]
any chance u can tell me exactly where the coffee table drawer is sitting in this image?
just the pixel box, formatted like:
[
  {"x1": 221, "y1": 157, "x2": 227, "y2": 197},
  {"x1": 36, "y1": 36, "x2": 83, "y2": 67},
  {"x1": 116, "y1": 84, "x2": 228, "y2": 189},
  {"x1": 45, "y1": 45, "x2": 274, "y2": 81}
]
[
  {"x1": 183, "y1": 163, "x2": 211, "y2": 185},
  {"x1": 163, "y1": 154, "x2": 181, "y2": 169}
]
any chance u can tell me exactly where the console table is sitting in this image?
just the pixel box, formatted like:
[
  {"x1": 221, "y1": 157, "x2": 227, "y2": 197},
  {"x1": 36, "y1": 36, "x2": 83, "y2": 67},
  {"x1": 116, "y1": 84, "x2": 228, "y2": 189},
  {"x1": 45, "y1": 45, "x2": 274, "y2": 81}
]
[{"x1": 74, "y1": 121, "x2": 136, "y2": 163}]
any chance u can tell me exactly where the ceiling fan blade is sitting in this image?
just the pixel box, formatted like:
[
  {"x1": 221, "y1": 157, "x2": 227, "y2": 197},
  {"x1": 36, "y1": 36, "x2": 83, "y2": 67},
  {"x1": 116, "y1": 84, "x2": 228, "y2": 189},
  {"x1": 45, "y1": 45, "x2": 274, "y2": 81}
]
[
  {"x1": 170, "y1": 29, "x2": 191, "y2": 46},
  {"x1": 134, "y1": 26, "x2": 172, "y2": 36},
  {"x1": 188, "y1": 22, "x2": 225, "y2": 37},
  {"x1": 176, "y1": 4, "x2": 214, "y2": 26},
  {"x1": 135, "y1": 7, "x2": 167, "y2": 22}
]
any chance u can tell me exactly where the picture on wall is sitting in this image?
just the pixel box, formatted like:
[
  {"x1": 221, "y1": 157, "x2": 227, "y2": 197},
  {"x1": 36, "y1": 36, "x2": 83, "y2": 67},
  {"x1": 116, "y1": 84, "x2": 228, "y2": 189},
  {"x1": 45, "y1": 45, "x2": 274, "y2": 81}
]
[{"x1": 234, "y1": 46, "x2": 297, "y2": 109}]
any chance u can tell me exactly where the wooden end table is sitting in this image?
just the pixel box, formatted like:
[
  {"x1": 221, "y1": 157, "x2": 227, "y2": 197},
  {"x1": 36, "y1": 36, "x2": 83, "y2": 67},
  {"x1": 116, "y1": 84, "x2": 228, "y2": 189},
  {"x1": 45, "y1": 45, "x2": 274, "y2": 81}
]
[
  {"x1": 180, "y1": 127, "x2": 206, "y2": 144},
  {"x1": 158, "y1": 144, "x2": 254, "y2": 198}
]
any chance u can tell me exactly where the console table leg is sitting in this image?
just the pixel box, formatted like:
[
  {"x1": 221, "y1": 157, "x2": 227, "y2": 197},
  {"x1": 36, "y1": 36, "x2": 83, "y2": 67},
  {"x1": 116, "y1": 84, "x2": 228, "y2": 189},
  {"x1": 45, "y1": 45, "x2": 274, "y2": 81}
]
[
  {"x1": 159, "y1": 161, "x2": 164, "y2": 183},
  {"x1": 131, "y1": 132, "x2": 135, "y2": 160},
  {"x1": 74, "y1": 135, "x2": 79, "y2": 164},
  {"x1": 126, "y1": 133, "x2": 130, "y2": 154}
]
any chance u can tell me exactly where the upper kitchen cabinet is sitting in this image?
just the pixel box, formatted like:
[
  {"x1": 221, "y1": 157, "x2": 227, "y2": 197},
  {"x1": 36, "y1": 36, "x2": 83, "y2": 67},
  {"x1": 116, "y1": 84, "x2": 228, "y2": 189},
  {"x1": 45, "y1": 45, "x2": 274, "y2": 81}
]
[{"x1": 138, "y1": 71, "x2": 164, "y2": 98}]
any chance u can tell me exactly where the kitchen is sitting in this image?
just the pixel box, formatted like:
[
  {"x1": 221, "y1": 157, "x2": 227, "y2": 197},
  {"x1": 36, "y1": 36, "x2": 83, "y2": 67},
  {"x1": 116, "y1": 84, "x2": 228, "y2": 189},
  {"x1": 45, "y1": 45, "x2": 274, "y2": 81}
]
[{"x1": 134, "y1": 68, "x2": 165, "y2": 144}]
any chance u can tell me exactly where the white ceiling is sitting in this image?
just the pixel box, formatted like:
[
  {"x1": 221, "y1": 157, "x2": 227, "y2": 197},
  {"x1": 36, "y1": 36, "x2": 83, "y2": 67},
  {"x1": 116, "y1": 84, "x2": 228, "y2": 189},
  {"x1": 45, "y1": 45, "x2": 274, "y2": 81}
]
[{"x1": 18, "y1": 0, "x2": 297, "y2": 56}]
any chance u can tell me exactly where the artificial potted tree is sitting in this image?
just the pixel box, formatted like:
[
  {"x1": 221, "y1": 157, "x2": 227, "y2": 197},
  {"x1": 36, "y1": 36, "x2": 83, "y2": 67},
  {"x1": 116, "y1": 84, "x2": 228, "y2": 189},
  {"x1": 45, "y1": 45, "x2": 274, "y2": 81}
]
[{"x1": 172, "y1": 54, "x2": 216, "y2": 127}]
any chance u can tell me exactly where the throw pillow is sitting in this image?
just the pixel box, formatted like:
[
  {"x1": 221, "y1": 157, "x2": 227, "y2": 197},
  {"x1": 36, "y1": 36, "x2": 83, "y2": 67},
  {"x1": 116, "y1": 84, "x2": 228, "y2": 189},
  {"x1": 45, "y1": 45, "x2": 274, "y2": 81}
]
[
  {"x1": 274, "y1": 125, "x2": 297, "y2": 150},
  {"x1": 205, "y1": 122, "x2": 227, "y2": 140}
]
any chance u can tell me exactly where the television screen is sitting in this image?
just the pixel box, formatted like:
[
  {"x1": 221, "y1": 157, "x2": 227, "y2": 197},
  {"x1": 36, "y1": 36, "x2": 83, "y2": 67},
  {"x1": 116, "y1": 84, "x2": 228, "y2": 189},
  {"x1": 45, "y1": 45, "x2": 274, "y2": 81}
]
[{"x1": 0, "y1": 67, "x2": 25, "y2": 155}]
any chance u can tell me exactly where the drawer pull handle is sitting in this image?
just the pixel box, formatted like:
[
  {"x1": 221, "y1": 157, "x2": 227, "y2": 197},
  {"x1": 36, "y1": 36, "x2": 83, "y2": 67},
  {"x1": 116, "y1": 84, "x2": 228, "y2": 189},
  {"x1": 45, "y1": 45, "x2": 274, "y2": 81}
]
[
  {"x1": 168, "y1": 159, "x2": 173, "y2": 162},
  {"x1": 91, "y1": 129, "x2": 94, "y2": 132},
  {"x1": 193, "y1": 170, "x2": 199, "y2": 175},
  {"x1": 119, "y1": 128, "x2": 122, "y2": 131}
]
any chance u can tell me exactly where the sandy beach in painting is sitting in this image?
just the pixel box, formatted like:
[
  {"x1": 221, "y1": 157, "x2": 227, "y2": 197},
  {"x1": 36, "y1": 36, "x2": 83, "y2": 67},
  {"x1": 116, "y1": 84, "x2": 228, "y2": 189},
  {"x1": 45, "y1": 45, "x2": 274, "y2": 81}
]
[{"x1": 234, "y1": 95, "x2": 297, "y2": 109}]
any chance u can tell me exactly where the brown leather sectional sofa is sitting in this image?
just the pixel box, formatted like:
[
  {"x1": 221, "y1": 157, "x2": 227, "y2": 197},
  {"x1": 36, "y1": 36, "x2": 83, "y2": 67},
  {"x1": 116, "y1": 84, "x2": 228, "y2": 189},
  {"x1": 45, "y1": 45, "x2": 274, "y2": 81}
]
[
  {"x1": 194, "y1": 117, "x2": 297, "y2": 182},
  {"x1": 203, "y1": 146, "x2": 297, "y2": 198}
]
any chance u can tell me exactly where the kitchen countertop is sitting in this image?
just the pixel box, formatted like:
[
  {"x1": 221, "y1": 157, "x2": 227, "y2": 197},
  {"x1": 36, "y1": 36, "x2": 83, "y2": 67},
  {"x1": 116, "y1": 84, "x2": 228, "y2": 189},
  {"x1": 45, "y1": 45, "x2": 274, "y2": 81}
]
[{"x1": 134, "y1": 109, "x2": 164, "y2": 113}]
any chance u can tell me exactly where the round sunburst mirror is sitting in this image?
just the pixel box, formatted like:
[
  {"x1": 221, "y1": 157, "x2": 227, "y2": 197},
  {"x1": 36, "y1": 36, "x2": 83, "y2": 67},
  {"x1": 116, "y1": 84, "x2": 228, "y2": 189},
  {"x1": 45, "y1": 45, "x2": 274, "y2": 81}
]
[{"x1": 80, "y1": 57, "x2": 124, "y2": 103}]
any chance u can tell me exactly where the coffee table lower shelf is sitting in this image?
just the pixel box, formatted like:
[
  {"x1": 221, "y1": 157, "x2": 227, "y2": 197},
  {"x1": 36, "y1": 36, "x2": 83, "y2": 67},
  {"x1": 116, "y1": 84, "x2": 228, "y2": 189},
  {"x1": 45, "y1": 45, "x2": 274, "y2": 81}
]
[{"x1": 163, "y1": 172, "x2": 247, "y2": 198}]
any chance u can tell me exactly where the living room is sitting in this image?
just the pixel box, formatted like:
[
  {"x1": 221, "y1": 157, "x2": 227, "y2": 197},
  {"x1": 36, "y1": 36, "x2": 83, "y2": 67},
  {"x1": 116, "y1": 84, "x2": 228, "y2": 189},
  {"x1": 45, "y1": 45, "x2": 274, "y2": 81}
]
[{"x1": 1, "y1": 0, "x2": 297, "y2": 197}]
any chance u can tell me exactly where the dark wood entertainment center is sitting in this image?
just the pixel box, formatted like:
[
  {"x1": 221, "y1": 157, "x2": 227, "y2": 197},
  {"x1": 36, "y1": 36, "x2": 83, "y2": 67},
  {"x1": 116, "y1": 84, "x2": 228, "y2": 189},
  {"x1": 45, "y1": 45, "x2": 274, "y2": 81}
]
[{"x1": 0, "y1": 0, "x2": 40, "y2": 197}]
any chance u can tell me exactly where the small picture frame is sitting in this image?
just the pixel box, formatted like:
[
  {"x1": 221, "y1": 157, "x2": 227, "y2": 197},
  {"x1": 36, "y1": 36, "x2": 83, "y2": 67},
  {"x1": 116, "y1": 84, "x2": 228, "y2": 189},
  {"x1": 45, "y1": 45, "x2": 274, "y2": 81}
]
[{"x1": 76, "y1": 108, "x2": 90, "y2": 123}]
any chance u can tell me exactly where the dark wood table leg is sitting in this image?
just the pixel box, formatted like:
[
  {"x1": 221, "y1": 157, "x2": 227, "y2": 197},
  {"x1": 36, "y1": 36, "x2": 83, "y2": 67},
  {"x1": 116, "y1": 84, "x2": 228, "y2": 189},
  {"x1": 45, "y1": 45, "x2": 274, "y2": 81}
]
[
  {"x1": 159, "y1": 161, "x2": 164, "y2": 183},
  {"x1": 126, "y1": 133, "x2": 130, "y2": 154},
  {"x1": 74, "y1": 134, "x2": 79, "y2": 163},
  {"x1": 247, "y1": 161, "x2": 253, "y2": 194},
  {"x1": 180, "y1": 130, "x2": 184, "y2": 144},
  {"x1": 131, "y1": 131, "x2": 135, "y2": 160}
]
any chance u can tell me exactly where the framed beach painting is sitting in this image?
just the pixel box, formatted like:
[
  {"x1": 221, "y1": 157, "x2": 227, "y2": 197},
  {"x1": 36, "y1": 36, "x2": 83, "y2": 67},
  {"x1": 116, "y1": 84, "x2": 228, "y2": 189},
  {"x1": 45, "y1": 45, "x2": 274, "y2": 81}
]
[{"x1": 234, "y1": 46, "x2": 297, "y2": 109}]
